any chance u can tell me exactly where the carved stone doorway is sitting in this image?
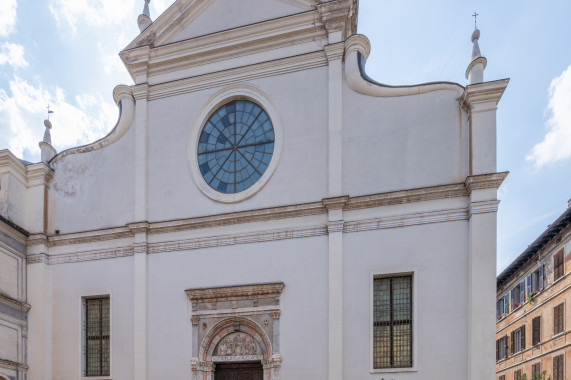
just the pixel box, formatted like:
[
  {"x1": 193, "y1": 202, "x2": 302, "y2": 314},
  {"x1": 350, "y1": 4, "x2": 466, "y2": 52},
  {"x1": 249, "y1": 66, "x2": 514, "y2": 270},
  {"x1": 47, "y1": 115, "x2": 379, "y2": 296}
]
[{"x1": 214, "y1": 362, "x2": 263, "y2": 380}]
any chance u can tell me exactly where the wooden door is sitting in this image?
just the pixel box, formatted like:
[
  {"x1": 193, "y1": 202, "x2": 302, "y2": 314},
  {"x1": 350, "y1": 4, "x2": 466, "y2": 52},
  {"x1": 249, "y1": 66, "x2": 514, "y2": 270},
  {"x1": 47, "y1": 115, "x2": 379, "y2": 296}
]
[{"x1": 215, "y1": 362, "x2": 263, "y2": 380}]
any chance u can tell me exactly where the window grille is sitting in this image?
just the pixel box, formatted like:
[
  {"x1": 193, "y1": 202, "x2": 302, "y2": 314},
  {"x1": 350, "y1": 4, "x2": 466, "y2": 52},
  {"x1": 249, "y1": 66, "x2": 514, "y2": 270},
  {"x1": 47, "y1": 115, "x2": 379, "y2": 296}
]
[
  {"x1": 554, "y1": 303, "x2": 564, "y2": 335},
  {"x1": 514, "y1": 369, "x2": 522, "y2": 380},
  {"x1": 499, "y1": 375, "x2": 505, "y2": 380},
  {"x1": 531, "y1": 363, "x2": 541, "y2": 378},
  {"x1": 85, "y1": 297, "x2": 110, "y2": 377},
  {"x1": 553, "y1": 354, "x2": 564, "y2": 380},
  {"x1": 554, "y1": 250, "x2": 564, "y2": 281},
  {"x1": 532, "y1": 316, "x2": 541, "y2": 346},
  {"x1": 373, "y1": 274, "x2": 412, "y2": 369}
]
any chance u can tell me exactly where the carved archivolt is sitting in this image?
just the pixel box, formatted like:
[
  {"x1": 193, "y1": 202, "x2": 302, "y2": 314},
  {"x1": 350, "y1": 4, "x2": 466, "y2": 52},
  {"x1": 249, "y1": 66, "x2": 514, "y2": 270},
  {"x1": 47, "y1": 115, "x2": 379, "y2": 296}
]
[
  {"x1": 187, "y1": 283, "x2": 284, "y2": 380},
  {"x1": 200, "y1": 317, "x2": 271, "y2": 362}
]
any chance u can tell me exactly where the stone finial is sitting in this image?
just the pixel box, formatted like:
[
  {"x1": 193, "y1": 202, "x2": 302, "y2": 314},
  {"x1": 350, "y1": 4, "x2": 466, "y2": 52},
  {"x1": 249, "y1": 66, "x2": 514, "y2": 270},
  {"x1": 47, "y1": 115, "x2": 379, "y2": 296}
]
[
  {"x1": 465, "y1": 27, "x2": 487, "y2": 85},
  {"x1": 39, "y1": 119, "x2": 57, "y2": 163},
  {"x1": 138, "y1": 0, "x2": 152, "y2": 33}
]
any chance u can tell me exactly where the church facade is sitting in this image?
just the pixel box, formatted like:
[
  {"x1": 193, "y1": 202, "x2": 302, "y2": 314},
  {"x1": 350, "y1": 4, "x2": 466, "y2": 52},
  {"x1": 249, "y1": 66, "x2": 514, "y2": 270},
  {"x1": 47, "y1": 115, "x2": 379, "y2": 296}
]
[{"x1": 0, "y1": 0, "x2": 508, "y2": 379}]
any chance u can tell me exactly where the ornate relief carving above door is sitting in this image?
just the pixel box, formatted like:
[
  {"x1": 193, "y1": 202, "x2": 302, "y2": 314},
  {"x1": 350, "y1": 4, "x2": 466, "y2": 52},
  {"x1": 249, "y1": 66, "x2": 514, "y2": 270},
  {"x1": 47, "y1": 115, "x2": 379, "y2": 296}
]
[{"x1": 186, "y1": 283, "x2": 284, "y2": 380}]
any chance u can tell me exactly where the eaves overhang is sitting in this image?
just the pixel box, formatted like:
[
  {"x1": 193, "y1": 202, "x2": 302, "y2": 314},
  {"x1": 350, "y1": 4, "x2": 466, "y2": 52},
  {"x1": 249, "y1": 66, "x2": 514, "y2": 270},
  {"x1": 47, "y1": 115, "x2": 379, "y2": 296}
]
[{"x1": 497, "y1": 206, "x2": 571, "y2": 289}]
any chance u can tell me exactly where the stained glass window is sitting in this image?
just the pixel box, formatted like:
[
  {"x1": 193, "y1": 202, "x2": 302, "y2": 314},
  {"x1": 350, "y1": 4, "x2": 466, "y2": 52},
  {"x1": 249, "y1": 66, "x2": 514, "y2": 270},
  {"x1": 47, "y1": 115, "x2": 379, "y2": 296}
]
[
  {"x1": 197, "y1": 100, "x2": 275, "y2": 194},
  {"x1": 373, "y1": 274, "x2": 413, "y2": 369}
]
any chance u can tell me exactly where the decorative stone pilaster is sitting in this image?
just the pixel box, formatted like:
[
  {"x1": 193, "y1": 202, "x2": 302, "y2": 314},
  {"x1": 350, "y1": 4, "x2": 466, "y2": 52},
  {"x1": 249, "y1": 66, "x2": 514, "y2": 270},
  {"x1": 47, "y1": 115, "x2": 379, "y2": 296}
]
[{"x1": 322, "y1": 196, "x2": 348, "y2": 380}]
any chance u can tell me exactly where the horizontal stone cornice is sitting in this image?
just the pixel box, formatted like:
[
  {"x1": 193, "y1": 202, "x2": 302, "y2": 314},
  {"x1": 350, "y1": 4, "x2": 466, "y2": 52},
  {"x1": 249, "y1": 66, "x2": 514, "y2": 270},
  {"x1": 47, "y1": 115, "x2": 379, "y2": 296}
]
[
  {"x1": 186, "y1": 282, "x2": 285, "y2": 302},
  {"x1": 33, "y1": 205, "x2": 474, "y2": 265},
  {"x1": 0, "y1": 292, "x2": 30, "y2": 313},
  {"x1": 467, "y1": 200, "x2": 500, "y2": 219},
  {"x1": 460, "y1": 78, "x2": 509, "y2": 112},
  {"x1": 121, "y1": 11, "x2": 326, "y2": 83},
  {"x1": 464, "y1": 172, "x2": 508, "y2": 194},
  {"x1": 26, "y1": 162, "x2": 54, "y2": 187},
  {"x1": 345, "y1": 183, "x2": 467, "y2": 211},
  {"x1": 146, "y1": 50, "x2": 328, "y2": 100},
  {"x1": 27, "y1": 180, "x2": 494, "y2": 250},
  {"x1": 0, "y1": 149, "x2": 28, "y2": 186},
  {"x1": 0, "y1": 357, "x2": 28, "y2": 370}
]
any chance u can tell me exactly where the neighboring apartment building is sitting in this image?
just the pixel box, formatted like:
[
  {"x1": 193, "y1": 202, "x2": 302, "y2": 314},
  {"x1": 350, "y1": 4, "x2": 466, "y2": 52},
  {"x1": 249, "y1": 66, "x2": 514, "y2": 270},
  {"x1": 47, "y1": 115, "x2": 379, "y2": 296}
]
[
  {"x1": 496, "y1": 202, "x2": 571, "y2": 380},
  {"x1": 0, "y1": 215, "x2": 30, "y2": 380}
]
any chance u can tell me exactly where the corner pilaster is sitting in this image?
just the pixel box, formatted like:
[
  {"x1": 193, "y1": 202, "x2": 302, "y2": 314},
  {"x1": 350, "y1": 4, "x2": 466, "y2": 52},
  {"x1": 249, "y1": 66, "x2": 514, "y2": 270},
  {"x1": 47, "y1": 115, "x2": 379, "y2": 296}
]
[
  {"x1": 464, "y1": 172, "x2": 507, "y2": 380},
  {"x1": 460, "y1": 79, "x2": 509, "y2": 175}
]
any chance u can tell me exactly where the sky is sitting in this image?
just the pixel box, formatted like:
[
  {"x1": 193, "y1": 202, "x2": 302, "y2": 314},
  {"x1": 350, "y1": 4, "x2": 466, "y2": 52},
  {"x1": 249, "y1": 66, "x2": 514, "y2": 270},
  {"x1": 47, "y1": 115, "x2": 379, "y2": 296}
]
[{"x1": 0, "y1": 0, "x2": 570, "y2": 273}]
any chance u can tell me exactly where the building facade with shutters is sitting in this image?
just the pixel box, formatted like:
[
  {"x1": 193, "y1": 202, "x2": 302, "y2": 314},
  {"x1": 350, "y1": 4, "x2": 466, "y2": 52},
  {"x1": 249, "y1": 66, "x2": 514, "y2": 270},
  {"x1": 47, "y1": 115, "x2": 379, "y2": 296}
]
[
  {"x1": 496, "y1": 203, "x2": 571, "y2": 380},
  {"x1": 0, "y1": 0, "x2": 509, "y2": 379}
]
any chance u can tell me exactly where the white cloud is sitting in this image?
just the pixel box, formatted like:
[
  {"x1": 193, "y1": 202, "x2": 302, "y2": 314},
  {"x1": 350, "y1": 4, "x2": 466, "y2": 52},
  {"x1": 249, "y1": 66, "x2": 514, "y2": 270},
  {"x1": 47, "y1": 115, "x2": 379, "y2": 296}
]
[
  {"x1": 98, "y1": 34, "x2": 129, "y2": 74},
  {"x1": 0, "y1": 77, "x2": 117, "y2": 162},
  {"x1": 0, "y1": 42, "x2": 28, "y2": 68},
  {"x1": 49, "y1": 0, "x2": 137, "y2": 33},
  {"x1": 526, "y1": 65, "x2": 571, "y2": 168},
  {"x1": 0, "y1": 0, "x2": 17, "y2": 37}
]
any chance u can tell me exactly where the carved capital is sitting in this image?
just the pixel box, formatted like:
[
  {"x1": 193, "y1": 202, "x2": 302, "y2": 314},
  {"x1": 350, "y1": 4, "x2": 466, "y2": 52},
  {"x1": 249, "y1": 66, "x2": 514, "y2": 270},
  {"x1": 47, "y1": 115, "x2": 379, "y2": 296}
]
[
  {"x1": 191, "y1": 315, "x2": 200, "y2": 325},
  {"x1": 271, "y1": 311, "x2": 281, "y2": 319},
  {"x1": 317, "y1": 0, "x2": 357, "y2": 39},
  {"x1": 322, "y1": 195, "x2": 349, "y2": 211}
]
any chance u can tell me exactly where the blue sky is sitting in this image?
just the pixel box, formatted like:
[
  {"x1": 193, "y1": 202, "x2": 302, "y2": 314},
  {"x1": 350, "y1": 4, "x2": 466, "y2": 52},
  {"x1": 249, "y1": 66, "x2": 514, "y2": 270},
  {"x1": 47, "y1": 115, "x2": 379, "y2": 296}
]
[{"x1": 0, "y1": 0, "x2": 569, "y2": 273}]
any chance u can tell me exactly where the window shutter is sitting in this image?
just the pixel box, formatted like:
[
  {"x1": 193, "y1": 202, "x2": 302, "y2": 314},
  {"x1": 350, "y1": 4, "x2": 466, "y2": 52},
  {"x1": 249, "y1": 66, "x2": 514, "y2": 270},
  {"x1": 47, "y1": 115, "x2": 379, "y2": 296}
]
[
  {"x1": 504, "y1": 293, "x2": 510, "y2": 313},
  {"x1": 532, "y1": 316, "x2": 541, "y2": 345},
  {"x1": 554, "y1": 250, "x2": 564, "y2": 281},
  {"x1": 526, "y1": 274, "x2": 532, "y2": 297},
  {"x1": 509, "y1": 332, "x2": 514, "y2": 356},
  {"x1": 520, "y1": 325, "x2": 525, "y2": 350},
  {"x1": 520, "y1": 280, "x2": 525, "y2": 304},
  {"x1": 496, "y1": 339, "x2": 499, "y2": 361},
  {"x1": 539, "y1": 264, "x2": 544, "y2": 290}
]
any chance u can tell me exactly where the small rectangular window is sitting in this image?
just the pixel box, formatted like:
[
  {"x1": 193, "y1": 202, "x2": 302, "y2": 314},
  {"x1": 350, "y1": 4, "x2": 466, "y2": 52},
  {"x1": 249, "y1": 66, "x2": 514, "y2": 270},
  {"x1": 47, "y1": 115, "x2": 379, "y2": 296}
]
[
  {"x1": 513, "y1": 369, "x2": 522, "y2": 380},
  {"x1": 84, "y1": 296, "x2": 110, "y2": 377},
  {"x1": 554, "y1": 303, "x2": 564, "y2": 335},
  {"x1": 553, "y1": 354, "x2": 564, "y2": 380},
  {"x1": 373, "y1": 274, "x2": 413, "y2": 369},
  {"x1": 532, "y1": 316, "x2": 541, "y2": 346},
  {"x1": 531, "y1": 363, "x2": 541, "y2": 378},
  {"x1": 499, "y1": 375, "x2": 506, "y2": 380},
  {"x1": 554, "y1": 250, "x2": 564, "y2": 281}
]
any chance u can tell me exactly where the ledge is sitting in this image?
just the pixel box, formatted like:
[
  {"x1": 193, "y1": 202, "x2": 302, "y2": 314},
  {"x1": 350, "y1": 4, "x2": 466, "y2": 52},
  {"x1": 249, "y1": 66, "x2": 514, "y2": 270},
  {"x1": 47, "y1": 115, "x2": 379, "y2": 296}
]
[{"x1": 186, "y1": 283, "x2": 285, "y2": 302}]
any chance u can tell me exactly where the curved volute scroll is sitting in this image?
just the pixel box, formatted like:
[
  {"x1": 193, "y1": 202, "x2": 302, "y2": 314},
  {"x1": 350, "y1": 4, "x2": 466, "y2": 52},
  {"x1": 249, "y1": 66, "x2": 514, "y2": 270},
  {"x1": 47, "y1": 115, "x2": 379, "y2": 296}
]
[
  {"x1": 50, "y1": 85, "x2": 135, "y2": 164},
  {"x1": 344, "y1": 34, "x2": 464, "y2": 97}
]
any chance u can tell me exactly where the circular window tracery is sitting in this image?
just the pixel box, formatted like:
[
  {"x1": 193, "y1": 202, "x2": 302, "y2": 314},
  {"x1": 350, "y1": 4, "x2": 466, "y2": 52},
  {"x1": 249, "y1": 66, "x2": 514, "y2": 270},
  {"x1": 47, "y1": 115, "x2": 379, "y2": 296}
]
[{"x1": 197, "y1": 100, "x2": 275, "y2": 194}]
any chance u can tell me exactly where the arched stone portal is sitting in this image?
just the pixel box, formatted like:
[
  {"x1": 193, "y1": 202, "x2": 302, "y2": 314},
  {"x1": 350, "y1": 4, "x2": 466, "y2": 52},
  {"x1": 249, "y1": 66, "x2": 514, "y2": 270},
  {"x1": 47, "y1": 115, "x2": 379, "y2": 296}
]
[{"x1": 186, "y1": 283, "x2": 284, "y2": 380}]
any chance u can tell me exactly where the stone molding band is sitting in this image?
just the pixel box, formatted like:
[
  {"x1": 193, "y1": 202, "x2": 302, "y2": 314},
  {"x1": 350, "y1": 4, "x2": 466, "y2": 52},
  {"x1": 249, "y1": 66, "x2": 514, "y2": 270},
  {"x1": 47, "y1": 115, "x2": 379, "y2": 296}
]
[{"x1": 27, "y1": 173, "x2": 506, "y2": 249}]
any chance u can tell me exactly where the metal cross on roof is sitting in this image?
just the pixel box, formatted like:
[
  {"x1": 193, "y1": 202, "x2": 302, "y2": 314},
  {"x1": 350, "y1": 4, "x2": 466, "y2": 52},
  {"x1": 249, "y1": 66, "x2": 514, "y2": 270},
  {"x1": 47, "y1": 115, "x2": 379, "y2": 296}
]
[
  {"x1": 46, "y1": 104, "x2": 54, "y2": 120},
  {"x1": 472, "y1": 12, "x2": 479, "y2": 29}
]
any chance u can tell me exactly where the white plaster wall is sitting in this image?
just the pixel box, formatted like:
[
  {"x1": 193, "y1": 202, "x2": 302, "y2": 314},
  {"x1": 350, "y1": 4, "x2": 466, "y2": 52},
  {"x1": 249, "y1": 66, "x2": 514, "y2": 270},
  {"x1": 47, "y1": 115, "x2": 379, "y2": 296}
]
[
  {"x1": 342, "y1": 220, "x2": 469, "y2": 379},
  {"x1": 147, "y1": 67, "x2": 329, "y2": 222},
  {"x1": 0, "y1": 249, "x2": 18, "y2": 299},
  {"x1": 0, "y1": 323, "x2": 18, "y2": 362},
  {"x1": 49, "y1": 257, "x2": 134, "y2": 380},
  {"x1": 343, "y1": 86, "x2": 469, "y2": 196},
  {"x1": 49, "y1": 125, "x2": 136, "y2": 234},
  {"x1": 147, "y1": 236, "x2": 329, "y2": 380},
  {"x1": 0, "y1": 170, "x2": 26, "y2": 228},
  {"x1": 172, "y1": 0, "x2": 303, "y2": 43}
]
